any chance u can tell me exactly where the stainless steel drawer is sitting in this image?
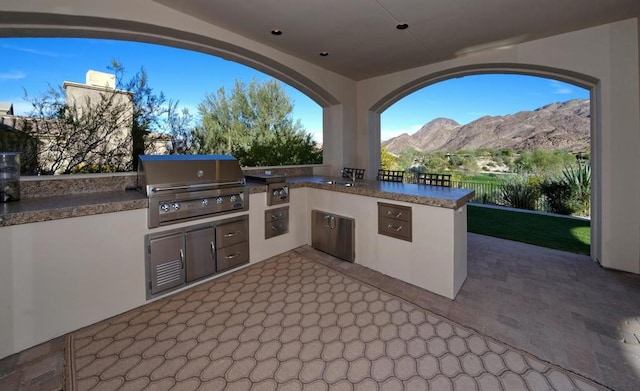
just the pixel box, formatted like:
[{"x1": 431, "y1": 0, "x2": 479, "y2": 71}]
[
  {"x1": 216, "y1": 241, "x2": 249, "y2": 272},
  {"x1": 378, "y1": 202, "x2": 412, "y2": 242},
  {"x1": 265, "y1": 206, "x2": 289, "y2": 222},
  {"x1": 265, "y1": 206, "x2": 289, "y2": 239},
  {"x1": 378, "y1": 202, "x2": 411, "y2": 222},
  {"x1": 266, "y1": 219, "x2": 289, "y2": 239},
  {"x1": 216, "y1": 218, "x2": 249, "y2": 247}
]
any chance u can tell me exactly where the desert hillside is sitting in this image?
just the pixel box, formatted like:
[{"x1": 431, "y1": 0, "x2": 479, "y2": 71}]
[{"x1": 382, "y1": 99, "x2": 590, "y2": 154}]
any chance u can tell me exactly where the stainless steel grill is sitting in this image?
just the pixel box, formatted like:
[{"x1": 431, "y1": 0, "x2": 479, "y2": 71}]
[{"x1": 137, "y1": 155, "x2": 248, "y2": 228}]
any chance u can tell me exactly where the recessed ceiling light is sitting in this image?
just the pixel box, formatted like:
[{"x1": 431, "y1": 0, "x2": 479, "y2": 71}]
[
  {"x1": 319, "y1": 52, "x2": 329, "y2": 56},
  {"x1": 271, "y1": 29, "x2": 283, "y2": 36},
  {"x1": 396, "y1": 23, "x2": 409, "y2": 30}
]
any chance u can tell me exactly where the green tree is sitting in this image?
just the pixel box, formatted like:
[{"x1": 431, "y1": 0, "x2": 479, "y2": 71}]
[
  {"x1": 21, "y1": 60, "x2": 182, "y2": 174},
  {"x1": 380, "y1": 147, "x2": 396, "y2": 170},
  {"x1": 193, "y1": 79, "x2": 321, "y2": 166},
  {"x1": 109, "y1": 60, "x2": 170, "y2": 161},
  {"x1": 24, "y1": 83, "x2": 133, "y2": 174},
  {"x1": 165, "y1": 99, "x2": 194, "y2": 154},
  {"x1": 511, "y1": 149, "x2": 576, "y2": 175}
]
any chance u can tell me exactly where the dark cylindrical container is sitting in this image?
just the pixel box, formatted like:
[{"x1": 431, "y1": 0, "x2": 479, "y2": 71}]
[{"x1": 0, "y1": 152, "x2": 21, "y2": 202}]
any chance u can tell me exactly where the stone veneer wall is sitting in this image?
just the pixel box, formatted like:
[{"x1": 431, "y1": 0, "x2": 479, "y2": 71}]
[{"x1": 18, "y1": 165, "x2": 317, "y2": 199}]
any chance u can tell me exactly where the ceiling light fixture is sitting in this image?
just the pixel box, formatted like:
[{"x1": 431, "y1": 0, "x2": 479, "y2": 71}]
[
  {"x1": 319, "y1": 52, "x2": 329, "y2": 56},
  {"x1": 271, "y1": 29, "x2": 283, "y2": 36},
  {"x1": 396, "y1": 23, "x2": 409, "y2": 30}
]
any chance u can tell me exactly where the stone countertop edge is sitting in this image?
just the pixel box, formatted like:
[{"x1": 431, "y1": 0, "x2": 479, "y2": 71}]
[{"x1": 0, "y1": 176, "x2": 474, "y2": 227}]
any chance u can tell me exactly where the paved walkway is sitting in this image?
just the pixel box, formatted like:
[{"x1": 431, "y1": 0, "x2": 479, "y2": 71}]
[
  {"x1": 312, "y1": 234, "x2": 640, "y2": 390},
  {"x1": 1, "y1": 234, "x2": 639, "y2": 390}
]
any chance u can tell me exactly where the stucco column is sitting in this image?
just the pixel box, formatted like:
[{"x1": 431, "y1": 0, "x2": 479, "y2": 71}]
[{"x1": 320, "y1": 99, "x2": 359, "y2": 177}]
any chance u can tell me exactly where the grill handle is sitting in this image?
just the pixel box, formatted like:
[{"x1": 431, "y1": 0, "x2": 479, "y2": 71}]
[{"x1": 151, "y1": 181, "x2": 244, "y2": 193}]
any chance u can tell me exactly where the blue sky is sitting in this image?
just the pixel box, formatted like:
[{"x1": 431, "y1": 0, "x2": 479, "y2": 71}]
[{"x1": 1, "y1": 38, "x2": 589, "y2": 143}]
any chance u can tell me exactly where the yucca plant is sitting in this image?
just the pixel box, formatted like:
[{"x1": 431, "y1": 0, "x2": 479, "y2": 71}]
[
  {"x1": 559, "y1": 163, "x2": 591, "y2": 215},
  {"x1": 499, "y1": 175, "x2": 542, "y2": 210},
  {"x1": 561, "y1": 163, "x2": 591, "y2": 205}
]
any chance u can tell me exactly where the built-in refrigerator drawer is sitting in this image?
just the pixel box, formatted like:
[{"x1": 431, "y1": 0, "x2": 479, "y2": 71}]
[{"x1": 311, "y1": 209, "x2": 355, "y2": 262}]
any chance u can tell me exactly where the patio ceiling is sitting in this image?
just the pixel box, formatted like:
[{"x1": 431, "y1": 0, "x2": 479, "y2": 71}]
[{"x1": 154, "y1": 0, "x2": 640, "y2": 80}]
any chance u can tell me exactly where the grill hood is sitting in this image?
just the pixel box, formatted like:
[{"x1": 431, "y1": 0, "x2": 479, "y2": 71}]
[{"x1": 137, "y1": 154, "x2": 245, "y2": 196}]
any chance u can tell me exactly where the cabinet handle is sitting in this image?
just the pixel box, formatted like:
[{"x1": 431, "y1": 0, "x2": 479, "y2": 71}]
[
  {"x1": 225, "y1": 253, "x2": 240, "y2": 259},
  {"x1": 272, "y1": 224, "x2": 284, "y2": 231},
  {"x1": 330, "y1": 215, "x2": 336, "y2": 229},
  {"x1": 387, "y1": 210, "x2": 402, "y2": 218},
  {"x1": 387, "y1": 224, "x2": 403, "y2": 232},
  {"x1": 210, "y1": 241, "x2": 215, "y2": 255},
  {"x1": 179, "y1": 249, "x2": 185, "y2": 268},
  {"x1": 224, "y1": 231, "x2": 241, "y2": 237},
  {"x1": 324, "y1": 214, "x2": 331, "y2": 228},
  {"x1": 271, "y1": 213, "x2": 283, "y2": 220}
]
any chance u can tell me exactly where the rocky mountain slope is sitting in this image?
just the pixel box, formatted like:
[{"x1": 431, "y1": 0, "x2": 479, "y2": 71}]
[{"x1": 382, "y1": 99, "x2": 590, "y2": 154}]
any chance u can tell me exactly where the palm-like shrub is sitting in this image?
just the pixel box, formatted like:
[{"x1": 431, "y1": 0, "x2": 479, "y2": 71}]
[
  {"x1": 539, "y1": 163, "x2": 591, "y2": 216},
  {"x1": 499, "y1": 175, "x2": 542, "y2": 210},
  {"x1": 561, "y1": 163, "x2": 591, "y2": 204}
]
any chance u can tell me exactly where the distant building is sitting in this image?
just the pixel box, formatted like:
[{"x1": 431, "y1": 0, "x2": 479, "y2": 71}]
[
  {"x1": 0, "y1": 102, "x2": 14, "y2": 115},
  {"x1": 0, "y1": 70, "x2": 167, "y2": 174}
]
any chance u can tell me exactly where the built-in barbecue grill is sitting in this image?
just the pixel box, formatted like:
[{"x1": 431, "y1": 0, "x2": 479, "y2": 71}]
[{"x1": 137, "y1": 155, "x2": 248, "y2": 228}]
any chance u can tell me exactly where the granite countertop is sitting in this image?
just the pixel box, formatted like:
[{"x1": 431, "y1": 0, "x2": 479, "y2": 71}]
[
  {"x1": 0, "y1": 190, "x2": 147, "y2": 227},
  {"x1": 286, "y1": 176, "x2": 475, "y2": 209},
  {"x1": 0, "y1": 176, "x2": 474, "y2": 227}
]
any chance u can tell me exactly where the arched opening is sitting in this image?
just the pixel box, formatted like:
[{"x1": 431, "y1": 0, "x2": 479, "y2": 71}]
[
  {"x1": 0, "y1": 36, "x2": 326, "y2": 172},
  {"x1": 370, "y1": 64, "x2": 600, "y2": 263}
]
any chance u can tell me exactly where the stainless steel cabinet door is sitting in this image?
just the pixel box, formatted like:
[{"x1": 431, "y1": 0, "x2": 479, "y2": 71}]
[
  {"x1": 311, "y1": 210, "x2": 355, "y2": 263},
  {"x1": 185, "y1": 226, "x2": 215, "y2": 282},
  {"x1": 148, "y1": 233, "x2": 185, "y2": 295}
]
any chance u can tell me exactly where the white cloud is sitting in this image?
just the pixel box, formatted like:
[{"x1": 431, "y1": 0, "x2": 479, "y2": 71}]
[
  {"x1": 550, "y1": 81, "x2": 572, "y2": 95},
  {"x1": 0, "y1": 71, "x2": 26, "y2": 81},
  {"x1": 0, "y1": 44, "x2": 63, "y2": 57}
]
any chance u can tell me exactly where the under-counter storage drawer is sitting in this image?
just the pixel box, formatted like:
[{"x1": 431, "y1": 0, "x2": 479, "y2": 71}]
[
  {"x1": 378, "y1": 202, "x2": 411, "y2": 222},
  {"x1": 265, "y1": 206, "x2": 289, "y2": 239},
  {"x1": 265, "y1": 206, "x2": 289, "y2": 222},
  {"x1": 216, "y1": 218, "x2": 249, "y2": 247},
  {"x1": 378, "y1": 202, "x2": 412, "y2": 241},
  {"x1": 266, "y1": 219, "x2": 289, "y2": 239},
  {"x1": 216, "y1": 241, "x2": 250, "y2": 272}
]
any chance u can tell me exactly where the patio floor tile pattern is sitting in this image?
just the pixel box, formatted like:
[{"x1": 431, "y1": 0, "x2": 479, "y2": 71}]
[{"x1": 67, "y1": 250, "x2": 606, "y2": 391}]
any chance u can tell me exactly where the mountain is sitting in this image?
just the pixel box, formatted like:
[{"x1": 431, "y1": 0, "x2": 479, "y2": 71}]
[{"x1": 382, "y1": 99, "x2": 590, "y2": 154}]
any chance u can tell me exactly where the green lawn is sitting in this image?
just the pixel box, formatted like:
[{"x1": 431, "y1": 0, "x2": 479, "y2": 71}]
[{"x1": 467, "y1": 205, "x2": 590, "y2": 255}]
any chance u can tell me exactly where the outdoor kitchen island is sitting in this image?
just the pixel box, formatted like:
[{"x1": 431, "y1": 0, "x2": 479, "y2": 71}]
[
  {"x1": 287, "y1": 176, "x2": 474, "y2": 300},
  {"x1": 0, "y1": 173, "x2": 474, "y2": 361}
]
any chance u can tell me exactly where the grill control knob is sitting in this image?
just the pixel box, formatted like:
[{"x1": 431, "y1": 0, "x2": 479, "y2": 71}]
[
  {"x1": 160, "y1": 203, "x2": 170, "y2": 213},
  {"x1": 172, "y1": 202, "x2": 181, "y2": 210},
  {"x1": 273, "y1": 190, "x2": 279, "y2": 196},
  {"x1": 202, "y1": 199, "x2": 209, "y2": 207},
  {"x1": 216, "y1": 197, "x2": 224, "y2": 204},
  {"x1": 279, "y1": 189, "x2": 286, "y2": 196},
  {"x1": 230, "y1": 195, "x2": 237, "y2": 202}
]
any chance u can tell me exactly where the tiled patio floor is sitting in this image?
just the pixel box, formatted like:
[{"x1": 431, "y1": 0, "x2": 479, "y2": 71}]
[{"x1": 1, "y1": 233, "x2": 639, "y2": 390}]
